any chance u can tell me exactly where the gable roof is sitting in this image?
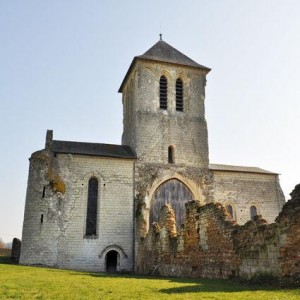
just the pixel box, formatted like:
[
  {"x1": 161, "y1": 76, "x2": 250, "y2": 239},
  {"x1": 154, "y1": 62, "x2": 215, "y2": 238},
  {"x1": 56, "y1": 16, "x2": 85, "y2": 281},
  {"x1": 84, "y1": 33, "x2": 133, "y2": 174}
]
[
  {"x1": 51, "y1": 140, "x2": 136, "y2": 159},
  {"x1": 119, "y1": 40, "x2": 211, "y2": 92},
  {"x1": 209, "y1": 163, "x2": 278, "y2": 175}
]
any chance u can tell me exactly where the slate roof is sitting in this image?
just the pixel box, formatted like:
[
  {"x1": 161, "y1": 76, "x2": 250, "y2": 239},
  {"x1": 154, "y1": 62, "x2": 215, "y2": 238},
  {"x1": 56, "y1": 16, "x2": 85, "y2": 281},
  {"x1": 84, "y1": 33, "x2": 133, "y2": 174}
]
[
  {"x1": 209, "y1": 164, "x2": 278, "y2": 175},
  {"x1": 119, "y1": 39, "x2": 211, "y2": 92},
  {"x1": 51, "y1": 140, "x2": 136, "y2": 159},
  {"x1": 138, "y1": 40, "x2": 210, "y2": 70}
]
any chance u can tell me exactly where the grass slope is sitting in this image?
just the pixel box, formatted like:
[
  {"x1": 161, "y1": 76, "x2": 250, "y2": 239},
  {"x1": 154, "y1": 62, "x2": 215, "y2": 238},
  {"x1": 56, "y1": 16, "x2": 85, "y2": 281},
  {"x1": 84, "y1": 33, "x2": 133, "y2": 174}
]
[{"x1": 0, "y1": 259, "x2": 299, "y2": 299}]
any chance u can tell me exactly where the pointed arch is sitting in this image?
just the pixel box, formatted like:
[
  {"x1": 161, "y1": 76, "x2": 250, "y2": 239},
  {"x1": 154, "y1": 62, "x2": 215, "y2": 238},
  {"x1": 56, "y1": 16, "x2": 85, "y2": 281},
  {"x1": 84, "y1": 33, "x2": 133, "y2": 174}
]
[{"x1": 150, "y1": 179, "x2": 194, "y2": 229}]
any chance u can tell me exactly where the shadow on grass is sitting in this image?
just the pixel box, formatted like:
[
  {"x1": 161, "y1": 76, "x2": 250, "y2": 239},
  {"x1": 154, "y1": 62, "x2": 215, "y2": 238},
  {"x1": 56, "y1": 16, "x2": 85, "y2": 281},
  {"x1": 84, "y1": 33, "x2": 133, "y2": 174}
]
[
  {"x1": 0, "y1": 256, "x2": 16, "y2": 265},
  {"x1": 1, "y1": 260, "x2": 291, "y2": 294},
  {"x1": 62, "y1": 270, "x2": 279, "y2": 293}
]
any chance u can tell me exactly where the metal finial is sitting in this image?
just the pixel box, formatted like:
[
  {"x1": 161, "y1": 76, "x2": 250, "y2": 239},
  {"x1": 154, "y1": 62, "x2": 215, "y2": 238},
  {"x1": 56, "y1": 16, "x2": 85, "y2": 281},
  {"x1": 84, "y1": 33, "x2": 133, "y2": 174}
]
[{"x1": 159, "y1": 33, "x2": 162, "y2": 41}]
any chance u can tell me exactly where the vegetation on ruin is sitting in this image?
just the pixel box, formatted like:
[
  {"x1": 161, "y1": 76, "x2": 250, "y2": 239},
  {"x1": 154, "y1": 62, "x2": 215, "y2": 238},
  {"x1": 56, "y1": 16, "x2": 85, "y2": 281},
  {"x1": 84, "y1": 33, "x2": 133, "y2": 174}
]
[
  {"x1": 48, "y1": 170, "x2": 66, "y2": 194},
  {"x1": 0, "y1": 257, "x2": 299, "y2": 300}
]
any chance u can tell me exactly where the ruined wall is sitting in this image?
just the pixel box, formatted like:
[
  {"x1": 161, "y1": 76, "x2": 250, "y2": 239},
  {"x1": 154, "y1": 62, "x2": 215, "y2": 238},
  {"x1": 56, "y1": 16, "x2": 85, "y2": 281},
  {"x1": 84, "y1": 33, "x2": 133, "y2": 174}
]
[
  {"x1": 20, "y1": 150, "x2": 135, "y2": 272},
  {"x1": 137, "y1": 200, "x2": 239, "y2": 278},
  {"x1": 234, "y1": 184, "x2": 300, "y2": 285},
  {"x1": 136, "y1": 184, "x2": 300, "y2": 285},
  {"x1": 212, "y1": 170, "x2": 285, "y2": 224},
  {"x1": 134, "y1": 163, "x2": 214, "y2": 239}
]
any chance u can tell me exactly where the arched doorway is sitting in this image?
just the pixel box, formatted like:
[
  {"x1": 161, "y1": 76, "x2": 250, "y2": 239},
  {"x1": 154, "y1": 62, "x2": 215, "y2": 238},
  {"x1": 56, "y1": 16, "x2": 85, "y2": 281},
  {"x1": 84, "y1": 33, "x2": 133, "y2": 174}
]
[
  {"x1": 150, "y1": 179, "x2": 194, "y2": 228},
  {"x1": 106, "y1": 250, "x2": 119, "y2": 273}
]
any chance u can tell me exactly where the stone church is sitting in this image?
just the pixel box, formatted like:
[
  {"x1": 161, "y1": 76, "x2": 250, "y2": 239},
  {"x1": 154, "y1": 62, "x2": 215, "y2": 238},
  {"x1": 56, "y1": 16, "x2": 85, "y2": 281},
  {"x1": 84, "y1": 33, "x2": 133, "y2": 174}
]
[{"x1": 20, "y1": 38, "x2": 285, "y2": 274}]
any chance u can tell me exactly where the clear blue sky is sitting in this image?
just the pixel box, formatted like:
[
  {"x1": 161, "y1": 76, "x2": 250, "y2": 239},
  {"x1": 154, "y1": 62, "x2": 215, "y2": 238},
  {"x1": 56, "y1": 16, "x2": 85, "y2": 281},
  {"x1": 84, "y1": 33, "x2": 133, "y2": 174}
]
[{"x1": 0, "y1": 1, "x2": 299, "y2": 243}]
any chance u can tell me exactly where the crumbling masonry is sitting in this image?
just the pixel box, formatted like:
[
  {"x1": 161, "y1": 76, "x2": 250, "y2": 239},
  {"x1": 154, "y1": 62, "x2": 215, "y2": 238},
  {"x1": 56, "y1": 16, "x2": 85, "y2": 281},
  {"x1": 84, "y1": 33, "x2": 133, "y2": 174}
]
[{"x1": 137, "y1": 184, "x2": 300, "y2": 285}]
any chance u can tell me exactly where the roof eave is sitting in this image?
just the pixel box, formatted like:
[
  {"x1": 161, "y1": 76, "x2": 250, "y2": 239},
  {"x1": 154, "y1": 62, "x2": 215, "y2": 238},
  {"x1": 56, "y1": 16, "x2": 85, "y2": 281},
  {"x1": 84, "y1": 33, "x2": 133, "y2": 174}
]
[
  {"x1": 209, "y1": 165, "x2": 278, "y2": 175},
  {"x1": 118, "y1": 56, "x2": 211, "y2": 93},
  {"x1": 118, "y1": 58, "x2": 138, "y2": 93},
  {"x1": 52, "y1": 150, "x2": 137, "y2": 160}
]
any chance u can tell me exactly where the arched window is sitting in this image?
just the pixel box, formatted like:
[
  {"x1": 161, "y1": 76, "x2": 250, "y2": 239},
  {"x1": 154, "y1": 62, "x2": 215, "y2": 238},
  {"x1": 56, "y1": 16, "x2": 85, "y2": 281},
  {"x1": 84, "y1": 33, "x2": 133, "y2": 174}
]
[
  {"x1": 150, "y1": 179, "x2": 194, "y2": 229},
  {"x1": 226, "y1": 204, "x2": 234, "y2": 220},
  {"x1": 159, "y1": 75, "x2": 167, "y2": 109},
  {"x1": 86, "y1": 177, "x2": 98, "y2": 236},
  {"x1": 250, "y1": 205, "x2": 257, "y2": 220},
  {"x1": 176, "y1": 78, "x2": 183, "y2": 111},
  {"x1": 168, "y1": 146, "x2": 174, "y2": 164}
]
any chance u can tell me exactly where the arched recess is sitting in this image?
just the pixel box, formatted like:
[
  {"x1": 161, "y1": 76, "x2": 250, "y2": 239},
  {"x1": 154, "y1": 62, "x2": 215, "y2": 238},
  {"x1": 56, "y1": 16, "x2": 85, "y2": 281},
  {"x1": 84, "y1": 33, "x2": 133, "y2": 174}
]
[
  {"x1": 225, "y1": 203, "x2": 236, "y2": 221},
  {"x1": 86, "y1": 177, "x2": 98, "y2": 236},
  {"x1": 99, "y1": 245, "x2": 128, "y2": 259},
  {"x1": 250, "y1": 205, "x2": 258, "y2": 220},
  {"x1": 99, "y1": 245, "x2": 127, "y2": 273},
  {"x1": 149, "y1": 178, "x2": 194, "y2": 229},
  {"x1": 81, "y1": 172, "x2": 105, "y2": 238}
]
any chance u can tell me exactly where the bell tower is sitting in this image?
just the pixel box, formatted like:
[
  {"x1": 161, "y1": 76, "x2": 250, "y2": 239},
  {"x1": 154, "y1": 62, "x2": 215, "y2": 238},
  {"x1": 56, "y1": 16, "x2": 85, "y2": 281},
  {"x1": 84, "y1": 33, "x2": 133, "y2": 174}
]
[{"x1": 119, "y1": 38, "x2": 211, "y2": 169}]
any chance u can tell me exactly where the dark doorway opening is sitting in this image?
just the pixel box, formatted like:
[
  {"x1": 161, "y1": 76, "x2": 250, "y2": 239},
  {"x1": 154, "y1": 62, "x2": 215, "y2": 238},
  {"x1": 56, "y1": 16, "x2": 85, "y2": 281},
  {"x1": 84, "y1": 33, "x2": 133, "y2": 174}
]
[{"x1": 106, "y1": 250, "x2": 118, "y2": 273}]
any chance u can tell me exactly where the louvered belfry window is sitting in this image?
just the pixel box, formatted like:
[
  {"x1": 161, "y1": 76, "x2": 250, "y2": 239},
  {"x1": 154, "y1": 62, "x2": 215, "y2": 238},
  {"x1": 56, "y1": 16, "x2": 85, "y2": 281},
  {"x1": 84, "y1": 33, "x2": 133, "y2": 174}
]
[
  {"x1": 159, "y1": 75, "x2": 167, "y2": 109},
  {"x1": 86, "y1": 177, "x2": 98, "y2": 236},
  {"x1": 176, "y1": 78, "x2": 183, "y2": 111}
]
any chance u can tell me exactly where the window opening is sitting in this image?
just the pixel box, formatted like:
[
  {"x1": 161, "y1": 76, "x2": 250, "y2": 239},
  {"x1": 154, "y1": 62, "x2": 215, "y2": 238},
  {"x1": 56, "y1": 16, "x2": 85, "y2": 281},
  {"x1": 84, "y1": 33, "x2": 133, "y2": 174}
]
[
  {"x1": 176, "y1": 78, "x2": 183, "y2": 111},
  {"x1": 160, "y1": 76, "x2": 167, "y2": 109},
  {"x1": 40, "y1": 214, "x2": 44, "y2": 223},
  {"x1": 168, "y1": 146, "x2": 174, "y2": 164},
  {"x1": 42, "y1": 186, "x2": 46, "y2": 198},
  {"x1": 250, "y1": 205, "x2": 257, "y2": 220},
  {"x1": 86, "y1": 178, "x2": 98, "y2": 236},
  {"x1": 226, "y1": 205, "x2": 234, "y2": 220}
]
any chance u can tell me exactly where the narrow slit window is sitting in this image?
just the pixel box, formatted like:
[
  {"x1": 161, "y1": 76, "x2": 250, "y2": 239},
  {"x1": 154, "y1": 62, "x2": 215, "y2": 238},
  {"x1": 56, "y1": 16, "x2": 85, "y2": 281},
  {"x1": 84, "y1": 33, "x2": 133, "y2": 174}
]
[
  {"x1": 176, "y1": 78, "x2": 183, "y2": 111},
  {"x1": 160, "y1": 76, "x2": 167, "y2": 109},
  {"x1": 226, "y1": 205, "x2": 234, "y2": 220},
  {"x1": 250, "y1": 205, "x2": 257, "y2": 220},
  {"x1": 40, "y1": 214, "x2": 44, "y2": 223},
  {"x1": 42, "y1": 186, "x2": 46, "y2": 198},
  {"x1": 86, "y1": 178, "x2": 98, "y2": 236},
  {"x1": 168, "y1": 146, "x2": 174, "y2": 164}
]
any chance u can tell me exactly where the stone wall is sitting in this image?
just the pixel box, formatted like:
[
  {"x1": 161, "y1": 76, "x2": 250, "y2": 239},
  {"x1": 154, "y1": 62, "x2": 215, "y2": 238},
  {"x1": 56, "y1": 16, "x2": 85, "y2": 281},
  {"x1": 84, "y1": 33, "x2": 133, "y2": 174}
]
[
  {"x1": 121, "y1": 60, "x2": 209, "y2": 169},
  {"x1": 212, "y1": 170, "x2": 285, "y2": 224},
  {"x1": 20, "y1": 149, "x2": 135, "y2": 272},
  {"x1": 136, "y1": 184, "x2": 300, "y2": 285}
]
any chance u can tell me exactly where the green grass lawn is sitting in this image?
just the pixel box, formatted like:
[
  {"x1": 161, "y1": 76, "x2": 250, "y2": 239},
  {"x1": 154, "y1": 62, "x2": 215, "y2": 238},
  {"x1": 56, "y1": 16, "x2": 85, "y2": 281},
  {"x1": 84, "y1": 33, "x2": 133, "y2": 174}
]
[{"x1": 0, "y1": 256, "x2": 299, "y2": 300}]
